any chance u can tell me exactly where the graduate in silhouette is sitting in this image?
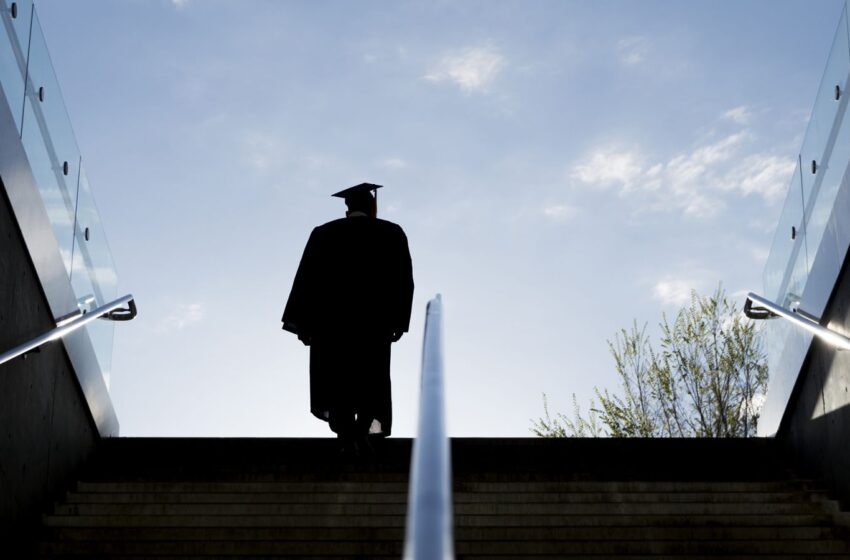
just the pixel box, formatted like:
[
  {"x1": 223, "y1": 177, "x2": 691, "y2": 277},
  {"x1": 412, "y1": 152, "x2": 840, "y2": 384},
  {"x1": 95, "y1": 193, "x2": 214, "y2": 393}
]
[{"x1": 282, "y1": 183, "x2": 414, "y2": 451}]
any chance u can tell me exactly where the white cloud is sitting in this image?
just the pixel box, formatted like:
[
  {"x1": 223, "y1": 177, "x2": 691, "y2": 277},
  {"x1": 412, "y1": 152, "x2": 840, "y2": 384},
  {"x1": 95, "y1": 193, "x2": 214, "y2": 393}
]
[
  {"x1": 571, "y1": 129, "x2": 795, "y2": 218},
  {"x1": 653, "y1": 279, "x2": 696, "y2": 307},
  {"x1": 618, "y1": 36, "x2": 649, "y2": 66},
  {"x1": 722, "y1": 105, "x2": 753, "y2": 125},
  {"x1": 726, "y1": 154, "x2": 796, "y2": 203},
  {"x1": 661, "y1": 132, "x2": 749, "y2": 217},
  {"x1": 571, "y1": 149, "x2": 644, "y2": 191},
  {"x1": 425, "y1": 46, "x2": 505, "y2": 93},
  {"x1": 380, "y1": 157, "x2": 407, "y2": 170},
  {"x1": 542, "y1": 204, "x2": 578, "y2": 221},
  {"x1": 156, "y1": 303, "x2": 204, "y2": 332},
  {"x1": 171, "y1": 0, "x2": 190, "y2": 8}
]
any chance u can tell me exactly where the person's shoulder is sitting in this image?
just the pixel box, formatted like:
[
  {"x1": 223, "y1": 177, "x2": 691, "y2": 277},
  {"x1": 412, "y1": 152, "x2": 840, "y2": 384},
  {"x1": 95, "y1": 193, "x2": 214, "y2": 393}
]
[
  {"x1": 375, "y1": 218, "x2": 406, "y2": 235},
  {"x1": 314, "y1": 218, "x2": 348, "y2": 233}
]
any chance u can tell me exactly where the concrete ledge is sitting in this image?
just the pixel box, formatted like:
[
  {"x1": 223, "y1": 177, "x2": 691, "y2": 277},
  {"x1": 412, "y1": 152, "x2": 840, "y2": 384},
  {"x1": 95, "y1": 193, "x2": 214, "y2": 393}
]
[{"x1": 0, "y1": 181, "x2": 98, "y2": 552}]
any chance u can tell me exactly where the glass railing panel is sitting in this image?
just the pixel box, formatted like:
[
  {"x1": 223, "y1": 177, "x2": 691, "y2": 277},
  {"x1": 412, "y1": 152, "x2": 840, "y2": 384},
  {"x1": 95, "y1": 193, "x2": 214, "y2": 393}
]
[
  {"x1": 19, "y1": 8, "x2": 80, "y2": 273},
  {"x1": 0, "y1": 0, "x2": 30, "y2": 132},
  {"x1": 763, "y1": 159, "x2": 806, "y2": 302},
  {"x1": 802, "y1": 24, "x2": 850, "y2": 292},
  {"x1": 3, "y1": 1, "x2": 33, "y2": 55},
  {"x1": 757, "y1": 1, "x2": 850, "y2": 436},
  {"x1": 70, "y1": 165, "x2": 118, "y2": 389},
  {"x1": 762, "y1": 316, "x2": 792, "y2": 398},
  {"x1": 800, "y1": 6, "x2": 850, "y2": 211}
]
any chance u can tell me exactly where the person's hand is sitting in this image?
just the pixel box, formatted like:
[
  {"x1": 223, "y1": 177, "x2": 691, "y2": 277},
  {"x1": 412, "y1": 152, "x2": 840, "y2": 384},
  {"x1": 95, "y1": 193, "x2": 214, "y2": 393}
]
[
  {"x1": 298, "y1": 333, "x2": 312, "y2": 346},
  {"x1": 390, "y1": 331, "x2": 403, "y2": 343}
]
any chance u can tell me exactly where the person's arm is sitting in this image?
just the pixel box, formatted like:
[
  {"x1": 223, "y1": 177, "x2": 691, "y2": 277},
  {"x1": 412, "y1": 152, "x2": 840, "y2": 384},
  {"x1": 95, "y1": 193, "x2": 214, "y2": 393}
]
[
  {"x1": 390, "y1": 227, "x2": 414, "y2": 341},
  {"x1": 282, "y1": 229, "x2": 320, "y2": 344}
]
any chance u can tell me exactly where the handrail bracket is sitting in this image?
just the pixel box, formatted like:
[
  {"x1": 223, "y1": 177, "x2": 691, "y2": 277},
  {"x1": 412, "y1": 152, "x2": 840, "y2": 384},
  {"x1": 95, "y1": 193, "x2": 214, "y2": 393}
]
[{"x1": 745, "y1": 292, "x2": 850, "y2": 351}]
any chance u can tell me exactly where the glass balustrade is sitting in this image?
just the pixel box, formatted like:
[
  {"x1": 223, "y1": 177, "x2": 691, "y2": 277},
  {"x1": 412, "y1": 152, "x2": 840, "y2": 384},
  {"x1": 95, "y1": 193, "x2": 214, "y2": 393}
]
[
  {"x1": 763, "y1": 5, "x2": 850, "y2": 317},
  {"x1": 20, "y1": 9, "x2": 80, "y2": 271},
  {"x1": 759, "y1": 2, "x2": 850, "y2": 434},
  {"x1": 763, "y1": 160, "x2": 806, "y2": 304},
  {"x1": 0, "y1": 0, "x2": 30, "y2": 132},
  {"x1": 0, "y1": 3, "x2": 119, "y2": 390},
  {"x1": 71, "y1": 166, "x2": 118, "y2": 388}
]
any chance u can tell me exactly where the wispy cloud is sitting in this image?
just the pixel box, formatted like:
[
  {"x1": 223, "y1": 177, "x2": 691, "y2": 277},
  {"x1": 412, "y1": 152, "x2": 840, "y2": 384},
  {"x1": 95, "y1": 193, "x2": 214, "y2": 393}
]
[
  {"x1": 425, "y1": 45, "x2": 505, "y2": 93},
  {"x1": 572, "y1": 150, "x2": 644, "y2": 191},
  {"x1": 542, "y1": 204, "x2": 578, "y2": 221},
  {"x1": 171, "y1": 0, "x2": 190, "y2": 9},
  {"x1": 156, "y1": 303, "x2": 204, "y2": 333},
  {"x1": 722, "y1": 105, "x2": 753, "y2": 125},
  {"x1": 618, "y1": 36, "x2": 649, "y2": 66},
  {"x1": 571, "y1": 116, "x2": 795, "y2": 218},
  {"x1": 723, "y1": 154, "x2": 795, "y2": 203},
  {"x1": 380, "y1": 157, "x2": 407, "y2": 170},
  {"x1": 653, "y1": 278, "x2": 697, "y2": 307}
]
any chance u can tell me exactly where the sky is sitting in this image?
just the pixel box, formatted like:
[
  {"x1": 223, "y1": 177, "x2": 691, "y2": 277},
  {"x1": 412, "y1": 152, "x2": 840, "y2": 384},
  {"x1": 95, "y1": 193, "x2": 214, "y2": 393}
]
[{"x1": 32, "y1": 0, "x2": 847, "y2": 437}]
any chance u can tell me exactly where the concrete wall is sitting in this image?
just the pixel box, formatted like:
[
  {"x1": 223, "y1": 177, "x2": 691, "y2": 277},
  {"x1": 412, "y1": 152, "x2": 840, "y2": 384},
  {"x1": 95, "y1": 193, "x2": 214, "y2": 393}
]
[
  {"x1": 779, "y1": 249, "x2": 850, "y2": 508},
  {"x1": 0, "y1": 181, "x2": 98, "y2": 550}
]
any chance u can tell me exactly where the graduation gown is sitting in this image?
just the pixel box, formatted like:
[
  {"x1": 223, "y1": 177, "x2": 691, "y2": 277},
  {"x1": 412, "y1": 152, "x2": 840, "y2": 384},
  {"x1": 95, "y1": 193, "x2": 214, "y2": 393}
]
[{"x1": 282, "y1": 216, "x2": 414, "y2": 436}]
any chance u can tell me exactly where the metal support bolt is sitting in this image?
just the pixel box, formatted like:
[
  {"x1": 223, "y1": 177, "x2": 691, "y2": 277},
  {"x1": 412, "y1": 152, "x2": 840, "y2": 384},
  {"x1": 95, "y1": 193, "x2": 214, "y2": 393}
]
[
  {"x1": 812, "y1": 160, "x2": 817, "y2": 174},
  {"x1": 791, "y1": 225, "x2": 797, "y2": 240},
  {"x1": 837, "y1": 85, "x2": 842, "y2": 101},
  {"x1": 38, "y1": 86, "x2": 44, "y2": 102},
  {"x1": 84, "y1": 227, "x2": 90, "y2": 241},
  {"x1": 62, "y1": 161, "x2": 69, "y2": 176},
  {"x1": 11, "y1": 3, "x2": 17, "y2": 19}
]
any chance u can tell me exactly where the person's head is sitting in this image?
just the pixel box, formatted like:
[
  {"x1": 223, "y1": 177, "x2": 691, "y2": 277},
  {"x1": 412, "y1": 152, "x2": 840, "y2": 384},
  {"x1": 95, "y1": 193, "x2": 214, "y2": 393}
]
[
  {"x1": 345, "y1": 190, "x2": 377, "y2": 218},
  {"x1": 332, "y1": 182, "x2": 383, "y2": 219}
]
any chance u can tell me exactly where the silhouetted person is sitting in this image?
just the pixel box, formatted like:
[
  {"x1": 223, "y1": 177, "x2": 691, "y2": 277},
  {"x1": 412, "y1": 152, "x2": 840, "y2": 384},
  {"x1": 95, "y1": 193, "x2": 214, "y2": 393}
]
[{"x1": 282, "y1": 183, "x2": 414, "y2": 453}]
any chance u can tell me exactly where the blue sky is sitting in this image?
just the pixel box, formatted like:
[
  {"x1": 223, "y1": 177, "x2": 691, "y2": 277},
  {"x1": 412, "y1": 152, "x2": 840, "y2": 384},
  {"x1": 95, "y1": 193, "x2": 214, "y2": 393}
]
[{"x1": 35, "y1": 0, "x2": 845, "y2": 437}]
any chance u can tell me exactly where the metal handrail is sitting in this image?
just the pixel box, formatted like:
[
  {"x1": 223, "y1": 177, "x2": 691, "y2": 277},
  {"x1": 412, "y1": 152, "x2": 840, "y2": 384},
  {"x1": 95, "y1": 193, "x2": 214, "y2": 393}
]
[
  {"x1": 0, "y1": 294, "x2": 137, "y2": 366},
  {"x1": 745, "y1": 292, "x2": 850, "y2": 350},
  {"x1": 404, "y1": 294, "x2": 454, "y2": 560}
]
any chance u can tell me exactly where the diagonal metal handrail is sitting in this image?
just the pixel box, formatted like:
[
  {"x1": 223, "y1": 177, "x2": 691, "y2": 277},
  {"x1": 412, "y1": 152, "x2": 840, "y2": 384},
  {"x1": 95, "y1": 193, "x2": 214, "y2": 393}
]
[
  {"x1": 745, "y1": 292, "x2": 850, "y2": 350},
  {"x1": 0, "y1": 294, "x2": 137, "y2": 367},
  {"x1": 404, "y1": 294, "x2": 454, "y2": 560}
]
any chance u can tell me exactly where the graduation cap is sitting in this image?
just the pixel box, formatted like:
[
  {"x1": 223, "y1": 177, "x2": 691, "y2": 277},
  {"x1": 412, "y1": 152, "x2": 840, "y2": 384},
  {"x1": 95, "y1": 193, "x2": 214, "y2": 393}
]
[{"x1": 332, "y1": 182, "x2": 383, "y2": 208}]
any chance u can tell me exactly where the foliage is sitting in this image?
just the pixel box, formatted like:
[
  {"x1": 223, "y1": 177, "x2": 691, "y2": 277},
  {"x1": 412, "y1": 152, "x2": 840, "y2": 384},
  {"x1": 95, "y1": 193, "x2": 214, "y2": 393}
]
[
  {"x1": 530, "y1": 393, "x2": 604, "y2": 438},
  {"x1": 532, "y1": 287, "x2": 768, "y2": 438}
]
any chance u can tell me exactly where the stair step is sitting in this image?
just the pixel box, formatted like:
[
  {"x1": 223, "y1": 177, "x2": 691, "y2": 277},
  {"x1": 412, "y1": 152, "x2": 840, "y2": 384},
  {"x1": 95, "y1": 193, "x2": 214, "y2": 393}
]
[
  {"x1": 49, "y1": 501, "x2": 838, "y2": 517},
  {"x1": 42, "y1": 525, "x2": 841, "y2": 541},
  {"x1": 43, "y1": 513, "x2": 840, "y2": 528},
  {"x1": 75, "y1": 479, "x2": 818, "y2": 493},
  {"x1": 76, "y1": 481, "x2": 409, "y2": 493},
  {"x1": 37, "y1": 538, "x2": 850, "y2": 555},
  {"x1": 33, "y1": 438, "x2": 850, "y2": 558},
  {"x1": 63, "y1": 490, "x2": 827, "y2": 505}
]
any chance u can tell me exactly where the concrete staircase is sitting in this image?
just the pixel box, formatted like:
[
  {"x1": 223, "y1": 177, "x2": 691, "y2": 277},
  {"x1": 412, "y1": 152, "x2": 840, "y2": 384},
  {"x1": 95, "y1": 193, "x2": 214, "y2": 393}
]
[{"x1": 35, "y1": 438, "x2": 850, "y2": 558}]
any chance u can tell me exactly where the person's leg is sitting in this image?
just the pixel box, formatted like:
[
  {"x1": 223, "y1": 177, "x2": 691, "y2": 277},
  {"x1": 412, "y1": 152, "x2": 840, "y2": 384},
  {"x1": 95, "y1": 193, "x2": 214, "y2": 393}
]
[
  {"x1": 355, "y1": 340, "x2": 393, "y2": 437},
  {"x1": 328, "y1": 412, "x2": 351, "y2": 436},
  {"x1": 350, "y1": 412, "x2": 374, "y2": 457},
  {"x1": 329, "y1": 409, "x2": 358, "y2": 457}
]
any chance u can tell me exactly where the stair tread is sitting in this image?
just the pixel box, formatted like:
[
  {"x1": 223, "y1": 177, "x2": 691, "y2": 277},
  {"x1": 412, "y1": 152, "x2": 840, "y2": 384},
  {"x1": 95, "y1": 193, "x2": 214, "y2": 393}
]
[{"x1": 34, "y1": 437, "x2": 850, "y2": 558}]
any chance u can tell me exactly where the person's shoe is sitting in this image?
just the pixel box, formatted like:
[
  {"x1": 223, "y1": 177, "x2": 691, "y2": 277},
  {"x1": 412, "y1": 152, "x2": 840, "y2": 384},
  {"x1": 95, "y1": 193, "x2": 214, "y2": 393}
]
[
  {"x1": 359, "y1": 435, "x2": 374, "y2": 456},
  {"x1": 336, "y1": 436, "x2": 356, "y2": 460}
]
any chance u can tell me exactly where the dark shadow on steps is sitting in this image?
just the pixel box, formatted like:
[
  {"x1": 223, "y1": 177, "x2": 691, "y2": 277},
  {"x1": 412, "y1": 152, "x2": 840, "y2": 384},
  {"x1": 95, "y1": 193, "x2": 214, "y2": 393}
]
[{"x1": 29, "y1": 437, "x2": 850, "y2": 558}]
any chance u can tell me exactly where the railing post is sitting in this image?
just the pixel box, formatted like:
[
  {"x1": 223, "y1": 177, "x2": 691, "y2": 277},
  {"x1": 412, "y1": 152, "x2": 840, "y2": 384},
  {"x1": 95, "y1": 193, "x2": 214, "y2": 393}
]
[{"x1": 404, "y1": 295, "x2": 454, "y2": 560}]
